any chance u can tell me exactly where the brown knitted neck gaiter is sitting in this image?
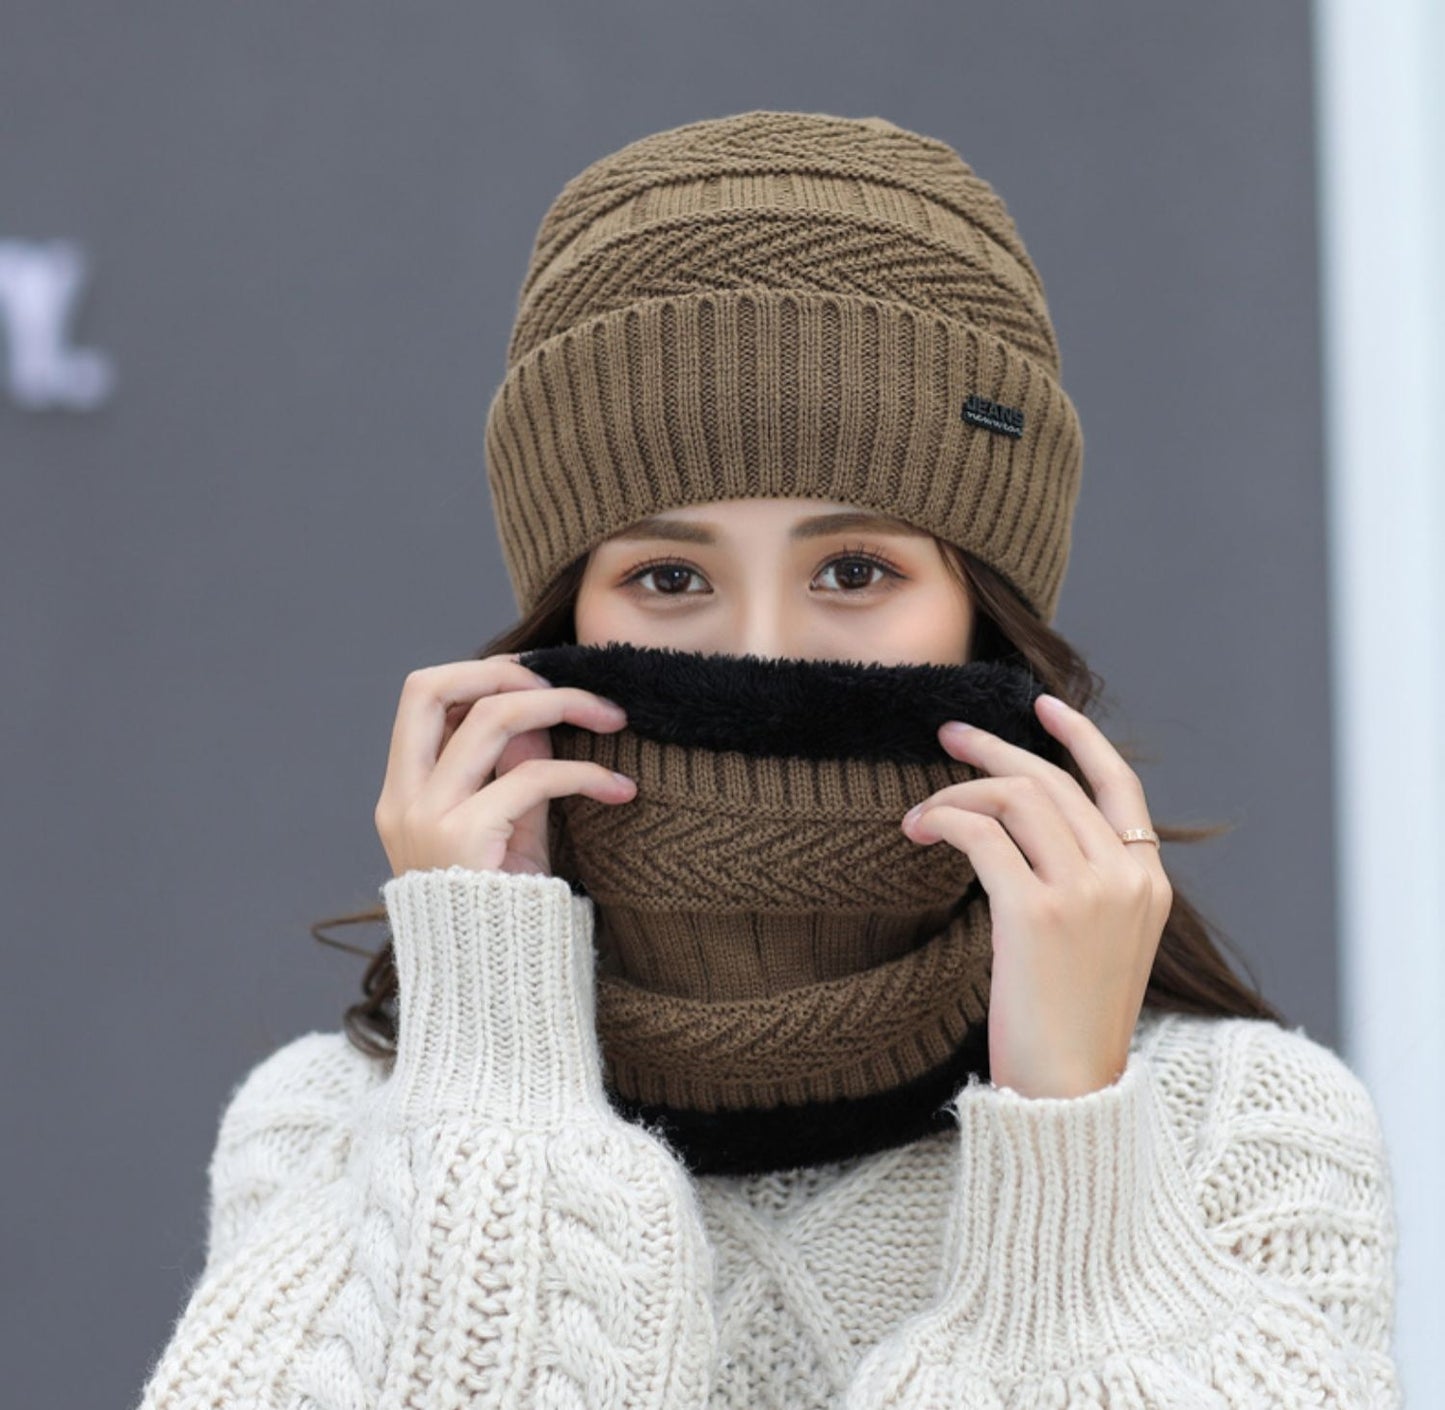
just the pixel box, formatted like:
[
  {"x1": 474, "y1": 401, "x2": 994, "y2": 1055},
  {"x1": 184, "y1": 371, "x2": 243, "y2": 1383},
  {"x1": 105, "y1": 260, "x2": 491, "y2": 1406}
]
[{"x1": 519, "y1": 640, "x2": 1065, "y2": 1175}]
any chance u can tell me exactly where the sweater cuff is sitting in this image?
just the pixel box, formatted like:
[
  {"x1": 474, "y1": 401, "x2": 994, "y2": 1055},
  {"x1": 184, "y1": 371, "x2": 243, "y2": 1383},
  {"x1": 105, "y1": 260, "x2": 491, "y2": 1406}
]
[
  {"x1": 379, "y1": 865, "x2": 605, "y2": 1126},
  {"x1": 938, "y1": 1049, "x2": 1262, "y2": 1376}
]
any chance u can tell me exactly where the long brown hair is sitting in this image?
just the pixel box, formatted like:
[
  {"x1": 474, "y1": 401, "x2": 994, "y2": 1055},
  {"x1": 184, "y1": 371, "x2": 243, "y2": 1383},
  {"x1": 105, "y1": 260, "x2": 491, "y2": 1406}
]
[{"x1": 314, "y1": 543, "x2": 1286, "y2": 1059}]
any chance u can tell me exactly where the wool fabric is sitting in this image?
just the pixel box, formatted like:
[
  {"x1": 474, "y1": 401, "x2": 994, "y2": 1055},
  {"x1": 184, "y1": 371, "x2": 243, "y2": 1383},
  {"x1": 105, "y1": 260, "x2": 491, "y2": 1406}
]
[
  {"x1": 518, "y1": 637, "x2": 1071, "y2": 1175},
  {"x1": 134, "y1": 866, "x2": 1402, "y2": 1408},
  {"x1": 482, "y1": 108, "x2": 1084, "y2": 624},
  {"x1": 133, "y1": 110, "x2": 1402, "y2": 1407}
]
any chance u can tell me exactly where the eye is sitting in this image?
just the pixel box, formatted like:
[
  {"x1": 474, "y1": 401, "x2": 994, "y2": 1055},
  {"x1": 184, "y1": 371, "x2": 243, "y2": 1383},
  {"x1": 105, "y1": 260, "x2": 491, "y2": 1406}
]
[
  {"x1": 618, "y1": 544, "x2": 907, "y2": 599},
  {"x1": 813, "y1": 545, "x2": 905, "y2": 594},
  {"x1": 621, "y1": 558, "x2": 709, "y2": 596}
]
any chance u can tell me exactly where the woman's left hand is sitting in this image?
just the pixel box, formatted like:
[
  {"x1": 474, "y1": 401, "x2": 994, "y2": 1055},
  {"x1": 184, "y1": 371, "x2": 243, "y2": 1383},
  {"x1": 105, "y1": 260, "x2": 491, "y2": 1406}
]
[{"x1": 900, "y1": 693, "x2": 1174, "y2": 1099}]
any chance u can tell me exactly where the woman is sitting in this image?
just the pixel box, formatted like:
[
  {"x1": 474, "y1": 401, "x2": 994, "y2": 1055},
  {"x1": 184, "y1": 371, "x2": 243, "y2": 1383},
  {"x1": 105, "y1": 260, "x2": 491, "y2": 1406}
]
[{"x1": 136, "y1": 111, "x2": 1399, "y2": 1408}]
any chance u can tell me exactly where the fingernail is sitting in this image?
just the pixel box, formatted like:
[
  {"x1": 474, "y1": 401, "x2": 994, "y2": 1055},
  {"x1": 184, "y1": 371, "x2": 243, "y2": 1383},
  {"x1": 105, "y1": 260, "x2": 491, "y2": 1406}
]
[
  {"x1": 612, "y1": 771, "x2": 635, "y2": 788},
  {"x1": 903, "y1": 804, "x2": 923, "y2": 824},
  {"x1": 941, "y1": 720, "x2": 974, "y2": 737}
]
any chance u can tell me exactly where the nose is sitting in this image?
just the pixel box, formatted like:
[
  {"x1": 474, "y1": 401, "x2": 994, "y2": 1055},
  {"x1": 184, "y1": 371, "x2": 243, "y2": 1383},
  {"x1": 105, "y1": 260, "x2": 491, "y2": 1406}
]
[{"x1": 712, "y1": 586, "x2": 805, "y2": 662}]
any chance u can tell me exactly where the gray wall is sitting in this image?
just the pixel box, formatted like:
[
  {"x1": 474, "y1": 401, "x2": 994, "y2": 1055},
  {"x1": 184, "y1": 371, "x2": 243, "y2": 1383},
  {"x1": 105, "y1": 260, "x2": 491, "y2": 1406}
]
[{"x1": 0, "y1": 4, "x2": 1330, "y2": 1406}]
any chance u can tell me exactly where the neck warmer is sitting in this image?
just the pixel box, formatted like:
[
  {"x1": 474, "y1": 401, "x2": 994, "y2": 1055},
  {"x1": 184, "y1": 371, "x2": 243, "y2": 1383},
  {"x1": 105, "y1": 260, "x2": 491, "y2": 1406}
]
[{"x1": 517, "y1": 640, "x2": 1063, "y2": 1176}]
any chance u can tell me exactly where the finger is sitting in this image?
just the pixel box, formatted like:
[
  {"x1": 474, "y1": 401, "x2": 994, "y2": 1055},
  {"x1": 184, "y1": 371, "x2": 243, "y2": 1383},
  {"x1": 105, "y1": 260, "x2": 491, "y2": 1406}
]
[
  {"x1": 905, "y1": 805, "x2": 1041, "y2": 903},
  {"x1": 492, "y1": 708, "x2": 556, "y2": 780},
  {"x1": 937, "y1": 714, "x2": 1134, "y2": 868},
  {"x1": 438, "y1": 758, "x2": 636, "y2": 874},
  {"x1": 461, "y1": 756, "x2": 635, "y2": 834},
  {"x1": 384, "y1": 656, "x2": 550, "y2": 804},
  {"x1": 905, "y1": 775, "x2": 1088, "y2": 884},
  {"x1": 417, "y1": 681, "x2": 628, "y2": 815},
  {"x1": 1030, "y1": 695, "x2": 1170, "y2": 883}
]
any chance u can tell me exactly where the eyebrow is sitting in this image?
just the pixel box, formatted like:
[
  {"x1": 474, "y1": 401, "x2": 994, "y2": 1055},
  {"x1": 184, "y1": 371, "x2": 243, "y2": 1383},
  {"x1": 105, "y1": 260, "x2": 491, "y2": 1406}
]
[{"x1": 605, "y1": 511, "x2": 934, "y2": 545}]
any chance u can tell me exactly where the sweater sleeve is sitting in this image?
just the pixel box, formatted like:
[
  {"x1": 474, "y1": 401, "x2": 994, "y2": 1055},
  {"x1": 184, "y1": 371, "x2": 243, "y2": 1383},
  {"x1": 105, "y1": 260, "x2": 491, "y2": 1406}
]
[
  {"x1": 198, "y1": 1030, "x2": 382, "y2": 1274},
  {"x1": 842, "y1": 1017, "x2": 1401, "y2": 1409},
  {"x1": 135, "y1": 866, "x2": 718, "y2": 1410}
]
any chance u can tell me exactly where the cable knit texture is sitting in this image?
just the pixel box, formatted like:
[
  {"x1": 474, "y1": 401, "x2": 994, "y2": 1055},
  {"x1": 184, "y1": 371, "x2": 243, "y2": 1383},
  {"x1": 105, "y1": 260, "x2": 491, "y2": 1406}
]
[{"x1": 134, "y1": 867, "x2": 1400, "y2": 1408}]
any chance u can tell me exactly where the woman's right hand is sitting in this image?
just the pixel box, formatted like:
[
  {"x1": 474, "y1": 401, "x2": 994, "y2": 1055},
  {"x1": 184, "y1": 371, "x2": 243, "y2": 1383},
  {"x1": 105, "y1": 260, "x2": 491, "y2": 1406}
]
[{"x1": 373, "y1": 652, "x2": 637, "y2": 880}]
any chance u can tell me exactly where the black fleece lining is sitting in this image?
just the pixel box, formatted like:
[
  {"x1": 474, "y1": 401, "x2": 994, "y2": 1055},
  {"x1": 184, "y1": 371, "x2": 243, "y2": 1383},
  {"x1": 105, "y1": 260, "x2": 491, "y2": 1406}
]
[{"x1": 518, "y1": 639, "x2": 1065, "y2": 766}]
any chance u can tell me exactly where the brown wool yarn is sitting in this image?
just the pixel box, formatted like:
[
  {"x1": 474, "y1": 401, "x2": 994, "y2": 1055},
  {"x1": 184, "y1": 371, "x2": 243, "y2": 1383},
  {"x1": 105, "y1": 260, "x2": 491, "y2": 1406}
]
[
  {"x1": 512, "y1": 634, "x2": 1065, "y2": 1166},
  {"x1": 544, "y1": 719, "x2": 995, "y2": 1113},
  {"x1": 483, "y1": 108, "x2": 1084, "y2": 625},
  {"x1": 480, "y1": 111, "x2": 1086, "y2": 1170}
]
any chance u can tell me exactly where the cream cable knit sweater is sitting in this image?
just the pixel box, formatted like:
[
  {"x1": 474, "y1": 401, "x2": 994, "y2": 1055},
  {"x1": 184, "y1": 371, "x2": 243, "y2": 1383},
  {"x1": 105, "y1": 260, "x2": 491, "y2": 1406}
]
[{"x1": 134, "y1": 866, "x2": 1401, "y2": 1408}]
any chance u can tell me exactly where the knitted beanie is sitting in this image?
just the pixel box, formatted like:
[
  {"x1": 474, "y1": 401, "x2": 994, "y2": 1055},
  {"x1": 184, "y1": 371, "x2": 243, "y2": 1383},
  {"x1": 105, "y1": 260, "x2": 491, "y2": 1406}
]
[{"x1": 482, "y1": 107, "x2": 1084, "y2": 624}]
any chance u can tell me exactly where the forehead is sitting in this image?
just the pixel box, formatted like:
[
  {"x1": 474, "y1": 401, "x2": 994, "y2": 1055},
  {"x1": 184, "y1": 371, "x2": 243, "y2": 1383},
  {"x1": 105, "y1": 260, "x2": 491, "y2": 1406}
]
[{"x1": 605, "y1": 500, "x2": 934, "y2": 545}]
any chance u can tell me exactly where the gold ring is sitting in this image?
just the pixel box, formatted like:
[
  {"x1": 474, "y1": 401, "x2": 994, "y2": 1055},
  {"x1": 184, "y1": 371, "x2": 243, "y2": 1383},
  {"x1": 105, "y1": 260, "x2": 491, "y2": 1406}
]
[{"x1": 1118, "y1": 827, "x2": 1161, "y2": 846}]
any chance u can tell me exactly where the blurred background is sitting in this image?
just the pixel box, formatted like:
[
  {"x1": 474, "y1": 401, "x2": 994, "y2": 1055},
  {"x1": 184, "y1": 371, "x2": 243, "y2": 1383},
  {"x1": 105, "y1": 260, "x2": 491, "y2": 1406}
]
[{"x1": 2, "y1": 3, "x2": 1439, "y2": 1405}]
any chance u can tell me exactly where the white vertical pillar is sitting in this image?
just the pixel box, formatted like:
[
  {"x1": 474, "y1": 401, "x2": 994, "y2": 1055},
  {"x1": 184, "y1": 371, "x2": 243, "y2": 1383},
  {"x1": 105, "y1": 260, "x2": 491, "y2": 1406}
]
[{"x1": 1312, "y1": 0, "x2": 1445, "y2": 1397}]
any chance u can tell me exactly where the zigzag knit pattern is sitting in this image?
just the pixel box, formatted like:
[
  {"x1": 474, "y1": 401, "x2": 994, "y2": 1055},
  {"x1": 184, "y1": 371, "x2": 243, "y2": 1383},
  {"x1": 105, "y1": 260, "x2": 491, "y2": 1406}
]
[
  {"x1": 509, "y1": 109, "x2": 1055, "y2": 368},
  {"x1": 133, "y1": 867, "x2": 1401, "y2": 1408},
  {"x1": 481, "y1": 111, "x2": 1086, "y2": 624}
]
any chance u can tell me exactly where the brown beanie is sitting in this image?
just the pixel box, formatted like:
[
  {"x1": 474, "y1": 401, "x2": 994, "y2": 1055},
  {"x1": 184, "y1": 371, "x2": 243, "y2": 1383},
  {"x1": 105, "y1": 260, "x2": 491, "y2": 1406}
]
[{"x1": 483, "y1": 107, "x2": 1084, "y2": 624}]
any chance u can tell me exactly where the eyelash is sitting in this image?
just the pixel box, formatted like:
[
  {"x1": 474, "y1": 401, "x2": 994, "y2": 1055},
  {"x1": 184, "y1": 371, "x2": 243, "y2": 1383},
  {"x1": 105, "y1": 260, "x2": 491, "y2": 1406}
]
[{"x1": 620, "y1": 542, "x2": 907, "y2": 597}]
